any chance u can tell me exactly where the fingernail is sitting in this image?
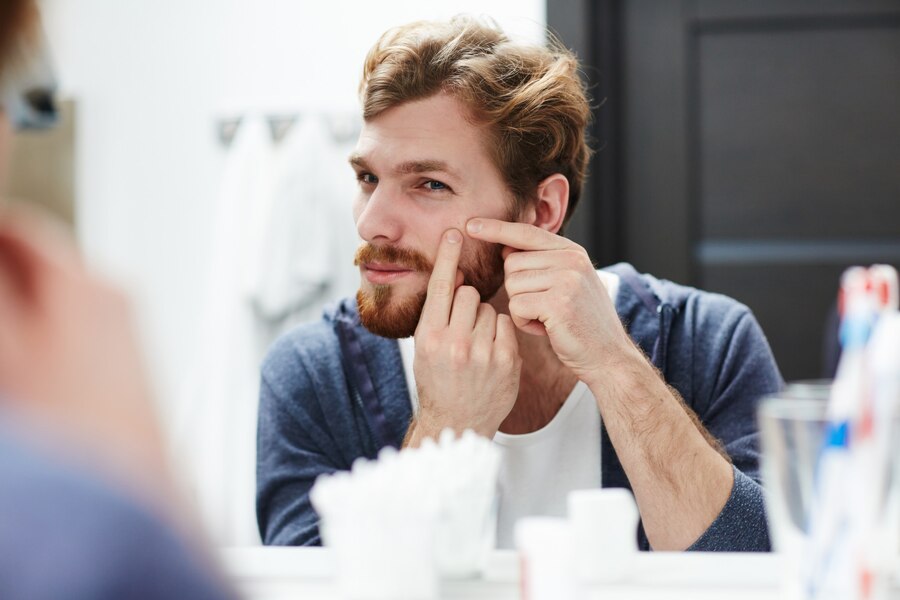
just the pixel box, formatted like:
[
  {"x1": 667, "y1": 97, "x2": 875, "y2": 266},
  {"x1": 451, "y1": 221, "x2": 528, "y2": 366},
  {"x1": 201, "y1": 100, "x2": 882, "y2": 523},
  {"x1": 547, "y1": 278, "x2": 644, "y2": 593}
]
[
  {"x1": 447, "y1": 229, "x2": 462, "y2": 244},
  {"x1": 467, "y1": 219, "x2": 482, "y2": 234}
]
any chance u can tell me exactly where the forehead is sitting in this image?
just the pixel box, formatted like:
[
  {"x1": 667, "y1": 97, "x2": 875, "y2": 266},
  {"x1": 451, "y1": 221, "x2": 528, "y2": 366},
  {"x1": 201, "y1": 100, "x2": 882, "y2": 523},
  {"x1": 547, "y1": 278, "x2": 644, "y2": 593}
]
[{"x1": 353, "y1": 93, "x2": 493, "y2": 174}]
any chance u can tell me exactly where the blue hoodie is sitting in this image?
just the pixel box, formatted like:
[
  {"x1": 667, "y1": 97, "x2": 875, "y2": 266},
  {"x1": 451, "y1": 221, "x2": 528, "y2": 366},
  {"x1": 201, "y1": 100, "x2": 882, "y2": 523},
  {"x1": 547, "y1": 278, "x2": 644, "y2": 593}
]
[{"x1": 256, "y1": 263, "x2": 783, "y2": 551}]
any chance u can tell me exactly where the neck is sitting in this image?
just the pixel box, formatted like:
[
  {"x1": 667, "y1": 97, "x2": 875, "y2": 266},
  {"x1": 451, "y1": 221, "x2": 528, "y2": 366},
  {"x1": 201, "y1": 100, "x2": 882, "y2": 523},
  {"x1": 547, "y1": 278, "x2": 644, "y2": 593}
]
[{"x1": 488, "y1": 287, "x2": 579, "y2": 434}]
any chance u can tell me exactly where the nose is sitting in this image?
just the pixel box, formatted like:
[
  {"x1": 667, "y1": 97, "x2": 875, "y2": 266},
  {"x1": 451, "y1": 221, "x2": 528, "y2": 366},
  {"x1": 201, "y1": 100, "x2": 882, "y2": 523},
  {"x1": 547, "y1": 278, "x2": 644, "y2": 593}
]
[{"x1": 354, "y1": 184, "x2": 404, "y2": 244}]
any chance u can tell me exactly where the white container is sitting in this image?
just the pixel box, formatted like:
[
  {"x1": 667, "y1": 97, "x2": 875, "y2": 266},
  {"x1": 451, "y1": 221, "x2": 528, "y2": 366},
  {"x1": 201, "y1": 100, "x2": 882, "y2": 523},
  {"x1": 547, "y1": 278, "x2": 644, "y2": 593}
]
[
  {"x1": 434, "y1": 493, "x2": 497, "y2": 578},
  {"x1": 567, "y1": 488, "x2": 639, "y2": 583},
  {"x1": 515, "y1": 517, "x2": 577, "y2": 600},
  {"x1": 322, "y1": 508, "x2": 438, "y2": 600}
]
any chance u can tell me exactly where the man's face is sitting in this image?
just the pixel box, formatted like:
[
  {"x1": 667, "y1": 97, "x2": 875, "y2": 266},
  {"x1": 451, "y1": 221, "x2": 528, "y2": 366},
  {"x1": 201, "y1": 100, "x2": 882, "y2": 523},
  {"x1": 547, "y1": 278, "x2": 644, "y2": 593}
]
[{"x1": 351, "y1": 92, "x2": 517, "y2": 338}]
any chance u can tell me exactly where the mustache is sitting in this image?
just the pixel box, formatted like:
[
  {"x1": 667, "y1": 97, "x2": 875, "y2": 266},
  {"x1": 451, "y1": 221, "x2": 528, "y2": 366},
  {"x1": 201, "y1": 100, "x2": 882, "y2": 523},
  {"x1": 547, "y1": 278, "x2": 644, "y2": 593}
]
[{"x1": 353, "y1": 243, "x2": 433, "y2": 272}]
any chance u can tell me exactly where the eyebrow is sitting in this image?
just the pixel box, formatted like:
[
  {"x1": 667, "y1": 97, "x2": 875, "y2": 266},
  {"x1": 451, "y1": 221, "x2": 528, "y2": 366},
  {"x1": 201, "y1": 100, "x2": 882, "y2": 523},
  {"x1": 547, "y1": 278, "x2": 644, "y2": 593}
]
[{"x1": 348, "y1": 154, "x2": 460, "y2": 180}]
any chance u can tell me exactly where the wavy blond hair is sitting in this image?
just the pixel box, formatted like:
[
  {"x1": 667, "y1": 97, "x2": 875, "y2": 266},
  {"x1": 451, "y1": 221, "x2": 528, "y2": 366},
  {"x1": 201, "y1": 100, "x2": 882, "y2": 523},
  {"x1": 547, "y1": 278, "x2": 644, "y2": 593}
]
[{"x1": 360, "y1": 16, "x2": 592, "y2": 230}]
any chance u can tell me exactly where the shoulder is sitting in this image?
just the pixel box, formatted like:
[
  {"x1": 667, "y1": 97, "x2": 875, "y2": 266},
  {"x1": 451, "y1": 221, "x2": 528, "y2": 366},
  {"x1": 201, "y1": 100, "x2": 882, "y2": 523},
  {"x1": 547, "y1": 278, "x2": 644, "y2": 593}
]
[
  {"x1": 606, "y1": 263, "x2": 780, "y2": 401},
  {"x1": 680, "y1": 286, "x2": 754, "y2": 332},
  {"x1": 645, "y1": 271, "x2": 773, "y2": 372},
  {"x1": 0, "y1": 432, "x2": 232, "y2": 600},
  {"x1": 608, "y1": 262, "x2": 755, "y2": 337},
  {"x1": 604, "y1": 263, "x2": 756, "y2": 359},
  {"x1": 655, "y1": 278, "x2": 782, "y2": 415},
  {"x1": 667, "y1": 283, "x2": 769, "y2": 364},
  {"x1": 260, "y1": 301, "x2": 349, "y2": 401}
]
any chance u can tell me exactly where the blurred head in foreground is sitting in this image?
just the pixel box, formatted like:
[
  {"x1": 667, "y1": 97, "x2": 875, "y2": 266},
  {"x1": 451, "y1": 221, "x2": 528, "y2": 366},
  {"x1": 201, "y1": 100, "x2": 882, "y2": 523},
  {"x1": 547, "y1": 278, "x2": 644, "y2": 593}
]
[
  {"x1": 0, "y1": 3, "x2": 233, "y2": 598},
  {"x1": 0, "y1": 0, "x2": 162, "y2": 493}
]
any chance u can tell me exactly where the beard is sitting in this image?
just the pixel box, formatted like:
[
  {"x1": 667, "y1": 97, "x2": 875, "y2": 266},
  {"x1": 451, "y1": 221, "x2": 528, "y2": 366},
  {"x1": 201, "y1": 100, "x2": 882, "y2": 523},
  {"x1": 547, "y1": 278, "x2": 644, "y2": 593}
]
[{"x1": 354, "y1": 238, "x2": 506, "y2": 339}]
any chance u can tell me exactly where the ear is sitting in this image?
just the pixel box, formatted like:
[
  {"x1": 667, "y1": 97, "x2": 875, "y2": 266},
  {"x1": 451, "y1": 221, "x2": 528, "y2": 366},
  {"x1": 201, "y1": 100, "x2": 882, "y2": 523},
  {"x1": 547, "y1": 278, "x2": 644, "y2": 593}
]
[
  {"x1": 0, "y1": 209, "x2": 82, "y2": 397},
  {"x1": 0, "y1": 220, "x2": 41, "y2": 312},
  {"x1": 0, "y1": 219, "x2": 42, "y2": 384},
  {"x1": 0, "y1": 208, "x2": 81, "y2": 328},
  {"x1": 529, "y1": 174, "x2": 569, "y2": 235}
]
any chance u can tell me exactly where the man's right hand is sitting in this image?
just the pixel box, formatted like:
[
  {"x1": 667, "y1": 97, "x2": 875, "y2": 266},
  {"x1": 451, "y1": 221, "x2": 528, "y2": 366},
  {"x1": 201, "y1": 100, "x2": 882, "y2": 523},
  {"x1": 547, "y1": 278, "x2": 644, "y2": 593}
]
[{"x1": 405, "y1": 228, "x2": 521, "y2": 446}]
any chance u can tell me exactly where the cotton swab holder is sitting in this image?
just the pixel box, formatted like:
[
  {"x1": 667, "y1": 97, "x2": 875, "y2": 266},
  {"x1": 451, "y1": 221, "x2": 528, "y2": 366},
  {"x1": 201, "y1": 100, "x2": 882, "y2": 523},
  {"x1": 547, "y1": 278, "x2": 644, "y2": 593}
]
[{"x1": 310, "y1": 428, "x2": 501, "y2": 598}]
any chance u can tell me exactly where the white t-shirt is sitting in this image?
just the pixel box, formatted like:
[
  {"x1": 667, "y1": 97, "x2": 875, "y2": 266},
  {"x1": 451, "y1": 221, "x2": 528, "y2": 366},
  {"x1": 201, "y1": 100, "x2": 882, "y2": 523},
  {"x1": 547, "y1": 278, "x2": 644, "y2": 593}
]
[
  {"x1": 398, "y1": 271, "x2": 619, "y2": 548},
  {"x1": 492, "y1": 382, "x2": 601, "y2": 548}
]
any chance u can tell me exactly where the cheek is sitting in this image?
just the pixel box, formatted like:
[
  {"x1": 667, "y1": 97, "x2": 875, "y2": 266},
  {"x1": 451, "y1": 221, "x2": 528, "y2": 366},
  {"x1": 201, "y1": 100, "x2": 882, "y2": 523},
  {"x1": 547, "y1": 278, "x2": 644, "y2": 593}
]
[
  {"x1": 453, "y1": 193, "x2": 519, "y2": 240},
  {"x1": 461, "y1": 238, "x2": 498, "y2": 271},
  {"x1": 420, "y1": 211, "x2": 502, "y2": 271}
]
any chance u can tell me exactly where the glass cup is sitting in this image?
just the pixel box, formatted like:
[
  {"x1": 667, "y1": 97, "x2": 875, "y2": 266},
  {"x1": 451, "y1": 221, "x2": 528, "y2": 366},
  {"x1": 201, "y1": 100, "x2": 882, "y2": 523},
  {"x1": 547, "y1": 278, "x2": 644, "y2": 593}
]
[{"x1": 757, "y1": 385, "x2": 900, "y2": 599}]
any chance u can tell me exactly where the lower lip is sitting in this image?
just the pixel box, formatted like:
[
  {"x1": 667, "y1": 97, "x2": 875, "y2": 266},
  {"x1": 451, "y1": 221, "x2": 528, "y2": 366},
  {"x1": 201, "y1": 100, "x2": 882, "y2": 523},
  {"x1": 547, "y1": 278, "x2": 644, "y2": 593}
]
[{"x1": 363, "y1": 267, "x2": 415, "y2": 284}]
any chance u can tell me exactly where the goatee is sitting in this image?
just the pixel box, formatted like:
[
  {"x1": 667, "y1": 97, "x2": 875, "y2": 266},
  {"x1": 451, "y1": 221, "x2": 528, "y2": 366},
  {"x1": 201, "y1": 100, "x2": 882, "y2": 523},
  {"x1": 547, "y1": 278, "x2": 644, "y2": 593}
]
[{"x1": 354, "y1": 240, "x2": 505, "y2": 339}]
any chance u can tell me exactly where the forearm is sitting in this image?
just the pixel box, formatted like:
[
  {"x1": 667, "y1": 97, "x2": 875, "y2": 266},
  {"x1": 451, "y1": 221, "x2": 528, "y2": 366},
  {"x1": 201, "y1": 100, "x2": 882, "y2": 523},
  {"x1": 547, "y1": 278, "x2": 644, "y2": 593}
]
[{"x1": 586, "y1": 343, "x2": 734, "y2": 551}]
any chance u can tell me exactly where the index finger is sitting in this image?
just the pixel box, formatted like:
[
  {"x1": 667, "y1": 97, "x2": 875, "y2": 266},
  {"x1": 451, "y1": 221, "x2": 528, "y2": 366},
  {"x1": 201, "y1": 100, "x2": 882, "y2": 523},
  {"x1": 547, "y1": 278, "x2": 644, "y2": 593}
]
[
  {"x1": 466, "y1": 218, "x2": 570, "y2": 251},
  {"x1": 419, "y1": 228, "x2": 463, "y2": 329}
]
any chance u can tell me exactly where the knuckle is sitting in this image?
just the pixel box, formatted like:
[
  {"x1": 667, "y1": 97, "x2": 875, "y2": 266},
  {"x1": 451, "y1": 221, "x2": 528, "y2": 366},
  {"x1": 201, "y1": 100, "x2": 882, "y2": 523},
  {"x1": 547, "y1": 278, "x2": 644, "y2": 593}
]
[
  {"x1": 493, "y1": 347, "x2": 511, "y2": 366},
  {"x1": 456, "y1": 285, "x2": 479, "y2": 303},
  {"x1": 418, "y1": 335, "x2": 443, "y2": 358},
  {"x1": 563, "y1": 269, "x2": 581, "y2": 289},
  {"x1": 507, "y1": 295, "x2": 525, "y2": 314},
  {"x1": 504, "y1": 253, "x2": 520, "y2": 274},
  {"x1": 429, "y1": 278, "x2": 454, "y2": 298},
  {"x1": 469, "y1": 342, "x2": 491, "y2": 365},
  {"x1": 505, "y1": 270, "x2": 526, "y2": 290},
  {"x1": 562, "y1": 248, "x2": 583, "y2": 267},
  {"x1": 502, "y1": 272, "x2": 516, "y2": 293},
  {"x1": 494, "y1": 346, "x2": 520, "y2": 371},
  {"x1": 448, "y1": 340, "x2": 470, "y2": 365}
]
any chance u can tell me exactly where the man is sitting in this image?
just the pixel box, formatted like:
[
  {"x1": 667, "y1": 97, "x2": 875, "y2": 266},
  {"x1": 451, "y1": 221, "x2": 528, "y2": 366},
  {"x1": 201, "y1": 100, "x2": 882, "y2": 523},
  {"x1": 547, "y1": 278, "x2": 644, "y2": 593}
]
[
  {"x1": 0, "y1": 2, "x2": 233, "y2": 597},
  {"x1": 257, "y1": 16, "x2": 782, "y2": 552}
]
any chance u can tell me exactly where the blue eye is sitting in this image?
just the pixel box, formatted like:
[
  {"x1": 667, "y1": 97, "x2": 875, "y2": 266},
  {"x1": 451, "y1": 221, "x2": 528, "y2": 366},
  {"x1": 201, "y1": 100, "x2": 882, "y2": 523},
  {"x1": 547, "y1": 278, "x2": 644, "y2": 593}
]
[
  {"x1": 425, "y1": 180, "x2": 447, "y2": 191},
  {"x1": 357, "y1": 173, "x2": 378, "y2": 185}
]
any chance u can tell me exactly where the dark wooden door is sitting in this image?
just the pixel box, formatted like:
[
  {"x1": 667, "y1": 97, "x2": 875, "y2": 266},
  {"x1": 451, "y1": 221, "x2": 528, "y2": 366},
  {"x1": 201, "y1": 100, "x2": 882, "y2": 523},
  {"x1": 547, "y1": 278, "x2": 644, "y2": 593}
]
[{"x1": 550, "y1": 0, "x2": 900, "y2": 380}]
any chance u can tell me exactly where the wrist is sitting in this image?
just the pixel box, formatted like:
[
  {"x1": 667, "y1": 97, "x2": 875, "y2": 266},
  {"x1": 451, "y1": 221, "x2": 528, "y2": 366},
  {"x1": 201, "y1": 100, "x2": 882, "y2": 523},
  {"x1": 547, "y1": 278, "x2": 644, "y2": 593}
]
[
  {"x1": 584, "y1": 338, "x2": 654, "y2": 391},
  {"x1": 403, "y1": 413, "x2": 497, "y2": 448},
  {"x1": 403, "y1": 412, "x2": 453, "y2": 448},
  {"x1": 403, "y1": 418, "x2": 434, "y2": 448}
]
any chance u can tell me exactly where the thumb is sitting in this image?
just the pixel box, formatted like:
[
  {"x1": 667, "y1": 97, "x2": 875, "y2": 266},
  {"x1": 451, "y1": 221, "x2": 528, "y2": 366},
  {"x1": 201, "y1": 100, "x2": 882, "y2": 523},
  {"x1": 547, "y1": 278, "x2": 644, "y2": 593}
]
[{"x1": 516, "y1": 318, "x2": 548, "y2": 336}]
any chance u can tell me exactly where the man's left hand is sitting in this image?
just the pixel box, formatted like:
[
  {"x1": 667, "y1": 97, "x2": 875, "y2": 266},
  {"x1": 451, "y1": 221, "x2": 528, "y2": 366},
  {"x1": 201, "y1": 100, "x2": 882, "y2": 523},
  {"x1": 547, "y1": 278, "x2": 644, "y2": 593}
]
[{"x1": 466, "y1": 218, "x2": 634, "y2": 385}]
